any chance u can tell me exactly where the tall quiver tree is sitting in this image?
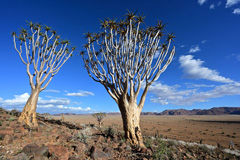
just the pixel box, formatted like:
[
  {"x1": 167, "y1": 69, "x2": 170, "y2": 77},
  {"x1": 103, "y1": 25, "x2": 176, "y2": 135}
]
[
  {"x1": 12, "y1": 22, "x2": 75, "y2": 127},
  {"x1": 81, "y1": 11, "x2": 175, "y2": 147}
]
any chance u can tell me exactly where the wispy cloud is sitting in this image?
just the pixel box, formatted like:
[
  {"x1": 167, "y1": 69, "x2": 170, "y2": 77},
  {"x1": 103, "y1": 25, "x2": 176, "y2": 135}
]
[
  {"x1": 198, "y1": 0, "x2": 207, "y2": 5},
  {"x1": 210, "y1": 4, "x2": 215, "y2": 9},
  {"x1": 148, "y1": 82, "x2": 240, "y2": 105},
  {"x1": 201, "y1": 40, "x2": 207, "y2": 44},
  {"x1": 217, "y1": 1, "x2": 222, "y2": 6},
  {"x1": 66, "y1": 90, "x2": 94, "y2": 97},
  {"x1": 233, "y1": 8, "x2": 240, "y2": 14},
  {"x1": 43, "y1": 89, "x2": 60, "y2": 93},
  {"x1": 179, "y1": 55, "x2": 234, "y2": 83},
  {"x1": 226, "y1": 0, "x2": 240, "y2": 8},
  {"x1": 189, "y1": 46, "x2": 200, "y2": 53},
  {"x1": 185, "y1": 83, "x2": 215, "y2": 88}
]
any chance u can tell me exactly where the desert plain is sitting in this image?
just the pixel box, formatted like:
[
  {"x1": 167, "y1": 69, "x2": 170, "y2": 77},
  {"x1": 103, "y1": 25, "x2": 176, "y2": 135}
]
[{"x1": 52, "y1": 114, "x2": 240, "y2": 150}]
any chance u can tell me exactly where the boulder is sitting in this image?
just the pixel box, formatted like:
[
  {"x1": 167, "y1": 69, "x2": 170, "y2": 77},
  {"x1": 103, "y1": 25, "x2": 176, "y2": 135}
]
[
  {"x1": 76, "y1": 142, "x2": 87, "y2": 154},
  {"x1": 103, "y1": 147, "x2": 114, "y2": 159},
  {"x1": 48, "y1": 144, "x2": 70, "y2": 160},
  {"x1": 12, "y1": 152, "x2": 29, "y2": 160},
  {"x1": 34, "y1": 146, "x2": 49, "y2": 158},
  {"x1": 90, "y1": 146, "x2": 109, "y2": 160},
  {"x1": 22, "y1": 143, "x2": 40, "y2": 156}
]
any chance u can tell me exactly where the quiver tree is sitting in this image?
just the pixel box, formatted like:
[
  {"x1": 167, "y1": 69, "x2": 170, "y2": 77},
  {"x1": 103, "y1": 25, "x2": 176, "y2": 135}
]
[
  {"x1": 12, "y1": 21, "x2": 75, "y2": 127},
  {"x1": 81, "y1": 11, "x2": 175, "y2": 147},
  {"x1": 92, "y1": 112, "x2": 106, "y2": 128}
]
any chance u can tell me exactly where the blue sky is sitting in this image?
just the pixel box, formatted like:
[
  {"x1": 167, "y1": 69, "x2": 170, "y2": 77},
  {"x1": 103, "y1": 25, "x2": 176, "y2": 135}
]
[{"x1": 0, "y1": 0, "x2": 239, "y2": 114}]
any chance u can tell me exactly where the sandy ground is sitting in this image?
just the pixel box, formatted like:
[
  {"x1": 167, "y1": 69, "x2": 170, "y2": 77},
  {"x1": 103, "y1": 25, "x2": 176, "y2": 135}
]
[{"x1": 52, "y1": 115, "x2": 240, "y2": 149}]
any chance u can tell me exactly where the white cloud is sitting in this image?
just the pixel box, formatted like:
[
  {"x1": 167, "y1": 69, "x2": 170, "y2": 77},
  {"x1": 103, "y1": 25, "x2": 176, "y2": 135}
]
[
  {"x1": 0, "y1": 93, "x2": 93, "y2": 113},
  {"x1": 43, "y1": 89, "x2": 60, "y2": 93},
  {"x1": 226, "y1": 0, "x2": 240, "y2": 8},
  {"x1": 0, "y1": 93, "x2": 70, "y2": 108},
  {"x1": 148, "y1": 82, "x2": 240, "y2": 105},
  {"x1": 201, "y1": 40, "x2": 207, "y2": 44},
  {"x1": 179, "y1": 55, "x2": 234, "y2": 83},
  {"x1": 57, "y1": 105, "x2": 91, "y2": 111},
  {"x1": 198, "y1": 0, "x2": 207, "y2": 5},
  {"x1": 2, "y1": 93, "x2": 29, "y2": 106},
  {"x1": 233, "y1": 8, "x2": 240, "y2": 14},
  {"x1": 149, "y1": 82, "x2": 196, "y2": 105},
  {"x1": 66, "y1": 90, "x2": 94, "y2": 97},
  {"x1": 210, "y1": 4, "x2": 215, "y2": 9},
  {"x1": 180, "y1": 45, "x2": 185, "y2": 48},
  {"x1": 184, "y1": 82, "x2": 240, "y2": 104},
  {"x1": 189, "y1": 46, "x2": 200, "y2": 53}
]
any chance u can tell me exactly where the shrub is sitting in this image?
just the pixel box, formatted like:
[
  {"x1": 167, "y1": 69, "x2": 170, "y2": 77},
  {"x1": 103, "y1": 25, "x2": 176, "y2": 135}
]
[
  {"x1": 8, "y1": 117, "x2": 16, "y2": 121},
  {"x1": 72, "y1": 127, "x2": 93, "y2": 143},
  {"x1": 104, "y1": 126, "x2": 116, "y2": 138},
  {"x1": 144, "y1": 137, "x2": 153, "y2": 148},
  {"x1": 153, "y1": 138, "x2": 171, "y2": 159}
]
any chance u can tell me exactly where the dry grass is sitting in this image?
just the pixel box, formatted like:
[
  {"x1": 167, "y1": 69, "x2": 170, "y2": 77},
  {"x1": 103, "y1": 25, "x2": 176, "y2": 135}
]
[{"x1": 52, "y1": 115, "x2": 240, "y2": 150}]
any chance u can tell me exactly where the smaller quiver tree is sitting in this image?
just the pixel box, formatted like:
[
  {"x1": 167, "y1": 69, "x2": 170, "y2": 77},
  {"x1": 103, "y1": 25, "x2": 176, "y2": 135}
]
[
  {"x1": 81, "y1": 11, "x2": 175, "y2": 147},
  {"x1": 11, "y1": 21, "x2": 75, "y2": 127},
  {"x1": 92, "y1": 112, "x2": 106, "y2": 128}
]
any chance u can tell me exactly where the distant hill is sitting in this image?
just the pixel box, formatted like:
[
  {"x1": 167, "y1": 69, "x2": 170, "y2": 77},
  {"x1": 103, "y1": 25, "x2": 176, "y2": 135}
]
[
  {"x1": 157, "y1": 107, "x2": 240, "y2": 115},
  {"x1": 52, "y1": 113, "x2": 77, "y2": 116},
  {"x1": 51, "y1": 107, "x2": 240, "y2": 116}
]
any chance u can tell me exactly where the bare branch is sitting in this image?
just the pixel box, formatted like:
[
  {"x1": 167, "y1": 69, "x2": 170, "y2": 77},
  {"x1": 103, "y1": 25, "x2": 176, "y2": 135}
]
[{"x1": 83, "y1": 11, "x2": 175, "y2": 108}]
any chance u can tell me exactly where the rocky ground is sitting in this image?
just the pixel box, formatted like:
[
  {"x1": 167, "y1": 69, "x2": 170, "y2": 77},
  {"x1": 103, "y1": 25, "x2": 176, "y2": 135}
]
[{"x1": 0, "y1": 108, "x2": 240, "y2": 160}]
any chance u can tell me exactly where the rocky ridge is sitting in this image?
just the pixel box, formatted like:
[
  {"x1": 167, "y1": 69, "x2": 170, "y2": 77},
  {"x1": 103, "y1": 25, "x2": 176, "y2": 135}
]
[{"x1": 0, "y1": 107, "x2": 239, "y2": 159}]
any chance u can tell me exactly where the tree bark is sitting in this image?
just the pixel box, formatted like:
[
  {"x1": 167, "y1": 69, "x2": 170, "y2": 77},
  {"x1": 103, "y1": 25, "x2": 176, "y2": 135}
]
[
  {"x1": 119, "y1": 101, "x2": 145, "y2": 147},
  {"x1": 18, "y1": 87, "x2": 41, "y2": 127}
]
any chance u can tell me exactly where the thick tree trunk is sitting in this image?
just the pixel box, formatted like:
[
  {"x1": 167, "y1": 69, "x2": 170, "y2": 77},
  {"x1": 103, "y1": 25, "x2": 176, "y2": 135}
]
[
  {"x1": 119, "y1": 102, "x2": 145, "y2": 147},
  {"x1": 18, "y1": 87, "x2": 40, "y2": 127}
]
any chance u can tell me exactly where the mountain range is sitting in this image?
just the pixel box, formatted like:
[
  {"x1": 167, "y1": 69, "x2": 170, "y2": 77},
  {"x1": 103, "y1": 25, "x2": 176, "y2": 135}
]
[{"x1": 52, "y1": 107, "x2": 240, "y2": 116}]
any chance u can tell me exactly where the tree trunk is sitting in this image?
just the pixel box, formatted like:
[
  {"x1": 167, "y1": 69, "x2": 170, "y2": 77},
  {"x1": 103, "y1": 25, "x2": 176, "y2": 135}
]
[
  {"x1": 18, "y1": 87, "x2": 40, "y2": 127},
  {"x1": 119, "y1": 102, "x2": 145, "y2": 147}
]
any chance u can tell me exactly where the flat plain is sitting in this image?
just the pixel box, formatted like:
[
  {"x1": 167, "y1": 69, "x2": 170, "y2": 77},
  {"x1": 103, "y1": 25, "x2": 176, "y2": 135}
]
[{"x1": 52, "y1": 115, "x2": 240, "y2": 150}]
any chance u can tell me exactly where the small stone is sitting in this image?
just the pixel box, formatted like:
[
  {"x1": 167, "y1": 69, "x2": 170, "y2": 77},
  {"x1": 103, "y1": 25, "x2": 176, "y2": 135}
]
[
  {"x1": 3, "y1": 135, "x2": 12, "y2": 145},
  {"x1": 56, "y1": 134, "x2": 71, "y2": 142},
  {"x1": 69, "y1": 155, "x2": 84, "y2": 160},
  {"x1": 140, "y1": 147, "x2": 147, "y2": 153},
  {"x1": 119, "y1": 142, "x2": 126, "y2": 148},
  {"x1": 96, "y1": 135, "x2": 103, "y2": 143},
  {"x1": 112, "y1": 143, "x2": 118, "y2": 149},
  {"x1": 0, "y1": 128, "x2": 14, "y2": 135},
  {"x1": 0, "y1": 147, "x2": 6, "y2": 156}
]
